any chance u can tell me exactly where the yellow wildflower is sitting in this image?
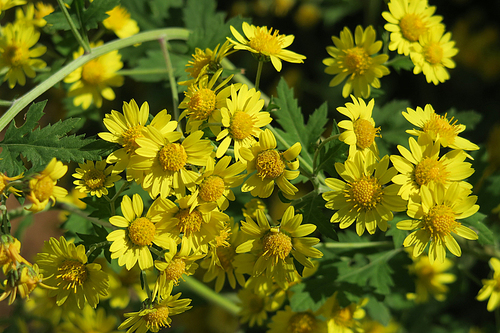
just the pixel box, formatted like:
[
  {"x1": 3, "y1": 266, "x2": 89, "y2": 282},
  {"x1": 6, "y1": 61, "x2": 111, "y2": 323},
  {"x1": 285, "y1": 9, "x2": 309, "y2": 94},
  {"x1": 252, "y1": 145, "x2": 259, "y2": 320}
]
[
  {"x1": 26, "y1": 158, "x2": 68, "y2": 212},
  {"x1": 103, "y1": 5, "x2": 139, "y2": 39},
  {"x1": 73, "y1": 160, "x2": 121, "y2": 197}
]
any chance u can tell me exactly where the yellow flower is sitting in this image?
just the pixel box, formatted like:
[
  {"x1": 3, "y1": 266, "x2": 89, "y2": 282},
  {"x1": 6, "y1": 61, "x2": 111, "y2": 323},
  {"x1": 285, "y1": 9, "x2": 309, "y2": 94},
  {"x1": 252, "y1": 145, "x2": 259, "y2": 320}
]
[
  {"x1": 402, "y1": 104, "x2": 479, "y2": 151},
  {"x1": 106, "y1": 194, "x2": 177, "y2": 270},
  {"x1": 118, "y1": 293, "x2": 192, "y2": 332},
  {"x1": 323, "y1": 25, "x2": 390, "y2": 98},
  {"x1": 382, "y1": 0, "x2": 443, "y2": 56},
  {"x1": 240, "y1": 128, "x2": 301, "y2": 198},
  {"x1": 477, "y1": 257, "x2": 500, "y2": 311},
  {"x1": 242, "y1": 198, "x2": 267, "y2": 220},
  {"x1": 406, "y1": 254, "x2": 456, "y2": 303},
  {"x1": 26, "y1": 158, "x2": 68, "y2": 212},
  {"x1": 15, "y1": 2, "x2": 54, "y2": 28},
  {"x1": 64, "y1": 41, "x2": 124, "y2": 110},
  {"x1": 0, "y1": 0, "x2": 25, "y2": 15},
  {"x1": 410, "y1": 25, "x2": 459, "y2": 85},
  {"x1": 23, "y1": 287, "x2": 63, "y2": 326},
  {"x1": 0, "y1": 171, "x2": 23, "y2": 198},
  {"x1": 56, "y1": 304, "x2": 119, "y2": 333},
  {"x1": 236, "y1": 206, "x2": 323, "y2": 289},
  {"x1": 319, "y1": 291, "x2": 367, "y2": 333},
  {"x1": 228, "y1": 21, "x2": 306, "y2": 72},
  {"x1": 0, "y1": 22, "x2": 46, "y2": 88},
  {"x1": 337, "y1": 95, "x2": 380, "y2": 158},
  {"x1": 103, "y1": 5, "x2": 139, "y2": 39},
  {"x1": 215, "y1": 84, "x2": 271, "y2": 160},
  {"x1": 323, "y1": 152, "x2": 407, "y2": 236},
  {"x1": 73, "y1": 160, "x2": 121, "y2": 197},
  {"x1": 391, "y1": 136, "x2": 474, "y2": 201},
  {"x1": 0, "y1": 234, "x2": 30, "y2": 274},
  {"x1": 267, "y1": 305, "x2": 328, "y2": 333},
  {"x1": 397, "y1": 182, "x2": 479, "y2": 263},
  {"x1": 35, "y1": 236, "x2": 109, "y2": 309},
  {"x1": 238, "y1": 287, "x2": 279, "y2": 327},
  {"x1": 0, "y1": 263, "x2": 45, "y2": 305}
]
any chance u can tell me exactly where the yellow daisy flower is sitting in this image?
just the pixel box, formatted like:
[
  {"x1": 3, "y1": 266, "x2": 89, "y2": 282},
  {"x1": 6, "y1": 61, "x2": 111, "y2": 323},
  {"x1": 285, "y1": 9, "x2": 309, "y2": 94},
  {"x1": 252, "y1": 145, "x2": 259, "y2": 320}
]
[
  {"x1": 320, "y1": 291, "x2": 367, "y2": 333},
  {"x1": 34, "y1": 2, "x2": 54, "y2": 24},
  {"x1": 0, "y1": 234, "x2": 30, "y2": 273},
  {"x1": 323, "y1": 25, "x2": 390, "y2": 98},
  {"x1": 118, "y1": 293, "x2": 192, "y2": 332},
  {"x1": 477, "y1": 257, "x2": 500, "y2": 312},
  {"x1": 228, "y1": 21, "x2": 306, "y2": 72},
  {"x1": 0, "y1": 22, "x2": 46, "y2": 88},
  {"x1": 397, "y1": 182, "x2": 479, "y2": 263},
  {"x1": 35, "y1": 236, "x2": 109, "y2": 310},
  {"x1": 107, "y1": 194, "x2": 177, "y2": 270},
  {"x1": 410, "y1": 25, "x2": 459, "y2": 85},
  {"x1": 130, "y1": 129, "x2": 213, "y2": 198},
  {"x1": 0, "y1": 0, "x2": 26, "y2": 15},
  {"x1": 103, "y1": 5, "x2": 139, "y2": 39},
  {"x1": 402, "y1": 104, "x2": 479, "y2": 151},
  {"x1": 236, "y1": 206, "x2": 323, "y2": 289},
  {"x1": 73, "y1": 160, "x2": 121, "y2": 197},
  {"x1": 215, "y1": 84, "x2": 271, "y2": 160},
  {"x1": 337, "y1": 95, "x2": 380, "y2": 158},
  {"x1": 391, "y1": 136, "x2": 474, "y2": 201},
  {"x1": 238, "y1": 287, "x2": 278, "y2": 327},
  {"x1": 26, "y1": 158, "x2": 68, "y2": 212},
  {"x1": 322, "y1": 152, "x2": 407, "y2": 236},
  {"x1": 267, "y1": 305, "x2": 328, "y2": 333},
  {"x1": 382, "y1": 0, "x2": 443, "y2": 56},
  {"x1": 64, "y1": 41, "x2": 124, "y2": 110},
  {"x1": 406, "y1": 254, "x2": 456, "y2": 303},
  {"x1": 0, "y1": 263, "x2": 45, "y2": 305},
  {"x1": 0, "y1": 171, "x2": 23, "y2": 198},
  {"x1": 15, "y1": 2, "x2": 54, "y2": 28},
  {"x1": 240, "y1": 128, "x2": 301, "y2": 198},
  {"x1": 56, "y1": 304, "x2": 119, "y2": 333}
]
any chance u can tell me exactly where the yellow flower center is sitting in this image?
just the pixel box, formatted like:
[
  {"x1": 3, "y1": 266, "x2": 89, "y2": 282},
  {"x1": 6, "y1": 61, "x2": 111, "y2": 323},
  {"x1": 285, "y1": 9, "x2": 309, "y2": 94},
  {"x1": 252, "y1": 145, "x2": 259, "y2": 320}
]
[
  {"x1": 199, "y1": 175, "x2": 226, "y2": 202},
  {"x1": 83, "y1": 168, "x2": 106, "y2": 190},
  {"x1": 262, "y1": 230, "x2": 292, "y2": 260},
  {"x1": 248, "y1": 294, "x2": 265, "y2": 313},
  {"x1": 335, "y1": 306, "x2": 355, "y2": 328},
  {"x1": 348, "y1": 175, "x2": 383, "y2": 210},
  {"x1": 288, "y1": 312, "x2": 317, "y2": 333},
  {"x1": 229, "y1": 111, "x2": 255, "y2": 140},
  {"x1": 128, "y1": 217, "x2": 156, "y2": 246},
  {"x1": 144, "y1": 306, "x2": 170, "y2": 330},
  {"x1": 121, "y1": 125, "x2": 144, "y2": 154},
  {"x1": 422, "y1": 113, "x2": 458, "y2": 145},
  {"x1": 164, "y1": 258, "x2": 186, "y2": 282},
  {"x1": 353, "y1": 119, "x2": 379, "y2": 150},
  {"x1": 256, "y1": 150, "x2": 285, "y2": 179},
  {"x1": 176, "y1": 209, "x2": 203, "y2": 236},
  {"x1": 3, "y1": 44, "x2": 29, "y2": 67},
  {"x1": 423, "y1": 204, "x2": 458, "y2": 236},
  {"x1": 344, "y1": 47, "x2": 372, "y2": 75},
  {"x1": 33, "y1": 175, "x2": 54, "y2": 202},
  {"x1": 188, "y1": 88, "x2": 217, "y2": 120},
  {"x1": 248, "y1": 27, "x2": 282, "y2": 55},
  {"x1": 216, "y1": 246, "x2": 235, "y2": 271},
  {"x1": 399, "y1": 13, "x2": 428, "y2": 42},
  {"x1": 82, "y1": 59, "x2": 105, "y2": 86},
  {"x1": 57, "y1": 259, "x2": 88, "y2": 290},
  {"x1": 414, "y1": 157, "x2": 447, "y2": 186},
  {"x1": 104, "y1": 6, "x2": 130, "y2": 31},
  {"x1": 188, "y1": 49, "x2": 212, "y2": 79},
  {"x1": 424, "y1": 42, "x2": 444, "y2": 65},
  {"x1": 158, "y1": 143, "x2": 187, "y2": 172},
  {"x1": 215, "y1": 226, "x2": 231, "y2": 247}
]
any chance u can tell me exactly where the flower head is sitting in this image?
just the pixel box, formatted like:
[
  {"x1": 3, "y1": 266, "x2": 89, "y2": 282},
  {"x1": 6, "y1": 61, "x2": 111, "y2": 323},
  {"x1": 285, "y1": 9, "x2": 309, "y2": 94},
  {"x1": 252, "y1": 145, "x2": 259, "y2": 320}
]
[
  {"x1": 0, "y1": 0, "x2": 26, "y2": 15},
  {"x1": 73, "y1": 160, "x2": 121, "y2": 197},
  {"x1": 319, "y1": 291, "x2": 367, "y2": 333},
  {"x1": 64, "y1": 41, "x2": 124, "y2": 109},
  {"x1": 56, "y1": 304, "x2": 119, "y2": 333},
  {"x1": 0, "y1": 171, "x2": 23, "y2": 198},
  {"x1": 103, "y1": 5, "x2": 139, "y2": 39},
  {"x1": 0, "y1": 263, "x2": 45, "y2": 305},
  {"x1": 228, "y1": 22, "x2": 306, "y2": 72},
  {"x1": 0, "y1": 22, "x2": 46, "y2": 88},
  {"x1": 15, "y1": 2, "x2": 54, "y2": 28},
  {"x1": 477, "y1": 257, "x2": 500, "y2": 312},
  {"x1": 26, "y1": 158, "x2": 68, "y2": 212},
  {"x1": 0, "y1": 234, "x2": 30, "y2": 273},
  {"x1": 323, "y1": 25, "x2": 390, "y2": 98},
  {"x1": 267, "y1": 305, "x2": 328, "y2": 333},
  {"x1": 238, "y1": 287, "x2": 280, "y2": 327},
  {"x1": 182, "y1": 40, "x2": 234, "y2": 84}
]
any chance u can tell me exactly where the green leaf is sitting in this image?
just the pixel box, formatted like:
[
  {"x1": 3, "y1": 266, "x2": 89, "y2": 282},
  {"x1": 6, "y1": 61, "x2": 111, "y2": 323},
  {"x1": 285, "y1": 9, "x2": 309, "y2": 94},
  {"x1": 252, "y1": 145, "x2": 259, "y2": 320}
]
[
  {"x1": 372, "y1": 99, "x2": 412, "y2": 156},
  {"x1": 45, "y1": 12, "x2": 80, "y2": 31},
  {"x1": 289, "y1": 281, "x2": 329, "y2": 312},
  {"x1": 462, "y1": 212, "x2": 493, "y2": 246},
  {"x1": 365, "y1": 296, "x2": 392, "y2": 326},
  {"x1": 294, "y1": 191, "x2": 338, "y2": 241},
  {"x1": 386, "y1": 215, "x2": 408, "y2": 249},
  {"x1": 388, "y1": 56, "x2": 414, "y2": 72},
  {"x1": 315, "y1": 120, "x2": 348, "y2": 177},
  {"x1": 82, "y1": 0, "x2": 120, "y2": 30},
  {"x1": 76, "y1": 223, "x2": 111, "y2": 263},
  {"x1": 446, "y1": 108, "x2": 483, "y2": 131}
]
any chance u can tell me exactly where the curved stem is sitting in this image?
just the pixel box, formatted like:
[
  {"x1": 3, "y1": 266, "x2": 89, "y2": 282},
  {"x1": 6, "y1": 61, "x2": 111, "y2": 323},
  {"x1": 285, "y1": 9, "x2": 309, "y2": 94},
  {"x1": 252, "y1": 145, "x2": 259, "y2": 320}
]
[
  {"x1": 56, "y1": 0, "x2": 90, "y2": 54},
  {"x1": 312, "y1": 134, "x2": 340, "y2": 173},
  {"x1": 85, "y1": 241, "x2": 111, "y2": 258},
  {"x1": 0, "y1": 28, "x2": 191, "y2": 133},
  {"x1": 255, "y1": 61, "x2": 263, "y2": 91},
  {"x1": 183, "y1": 276, "x2": 240, "y2": 316},
  {"x1": 159, "y1": 37, "x2": 180, "y2": 130}
]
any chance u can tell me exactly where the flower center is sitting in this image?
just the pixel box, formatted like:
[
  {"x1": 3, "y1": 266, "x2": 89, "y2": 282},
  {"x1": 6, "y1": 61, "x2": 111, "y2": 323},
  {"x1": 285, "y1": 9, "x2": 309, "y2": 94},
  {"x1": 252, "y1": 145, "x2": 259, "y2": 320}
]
[
  {"x1": 216, "y1": 246, "x2": 235, "y2": 271},
  {"x1": 128, "y1": 217, "x2": 156, "y2": 246},
  {"x1": 248, "y1": 27, "x2": 282, "y2": 55},
  {"x1": 248, "y1": 294, "x2": 265, "y2": 313},
  {"x1": 215, "y1": 226, "x2": 231, "y2": 247},
  {"x1": 262, "y1": 230, "x2": 292, "y2": 260},
  {"x1": 83, "y1": 168, "x2": 106, "y2": 190},
  {"x1": 422, "y1": 113, "x2": 458, "y2": 146},
  {"x1": 121, "y1": 125, "x2": 144, "y2": 154},
  {"x1": 158, "y1": 143, "x2": 187, "y2": 172},
  {"x1": 353, "y1": 119, "x2": 379, "y2": 150},
  {"x1": 82, "y1": 59, "x2": 105, "y2": 86},
  {"x1": 57, "y1": 259, "x2": 88, "y2": 290},
  {"x1": 199, "y1": 175, "x2": 226, "y2": 202},
  {"x1": 348, "y1": 175, "x2": 383, "y2": 210},
  {"x1": 344, "y1": 47, "x2": 372, "y2": 75},
  {"x1": 256, "y1": 150, "x2": 285, "y2": 179},
  {"x1": 399, "y1": 13, "x2": 428, "y2": 42},
  {"x1": 423, "y1": 204, "x2": 458, "y2": 236},
  {"x1": 288, "y1": 312, "x2": 317, "y2": 333},
  {"x1": 424, "y1": 42, "x2": 444, "y2": 65},
  {"x1": 176, "y1": 209, "x2": 203, "y2": 236},
  {"x1": 33, "y1": 175, "x2": 54, "y2": 202},
  {"x1": 164, "y1": 258, "x2": 186, "y2": 282},
  {"x1": 188, "y1": 88, "x2": 217, "y2": 120},
  {"x1": 4, "y1": 44, "x2": 29, "y2": 67},
  {"x1": 229, "y1": 111, "x2": 255, "y2": 140},
  {"x1": 144, "y1": 306, "x2": 170, "y2": 330},
  {"x1": 104, "y1": 6, "x2": 129, "y2": 30},
  {"x1": 414, "y1": 157, "x2": 447, "y2": 186}
]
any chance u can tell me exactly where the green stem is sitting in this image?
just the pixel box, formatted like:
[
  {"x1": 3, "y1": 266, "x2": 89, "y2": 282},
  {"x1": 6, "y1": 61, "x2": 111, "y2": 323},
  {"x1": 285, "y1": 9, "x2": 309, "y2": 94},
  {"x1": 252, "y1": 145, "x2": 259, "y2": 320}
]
[
  {"x1": 116, "y1": 68, "x2": 170, "y2": 76},
  {"x1": 142, "y1": 270, "x2": 153, "y2": 303},
  {"x1": 0, "y1": 28, "x2": 191, "y2": 133},
  {"x1": 57, "y1": 202, "x2": 113, "y2": 228},
  {"x1": 255, "y1": 60, "x2": 263, "y2": 91},
  {"x1": 150, "y1": 247, "x2": 163, "y2": 257},
  {"x1": 0, "y1": 99, "x2": 13, "y2": 107},
  {"x1": 290, "y1": 189, "x2": 318, "y2": 207},
  {"x1": 312, "y1": 134, "x2": 340, "y2": 173},
  {"x1": 56, "y1": 0, "x2": 90, "y2": 54},
  {"x1": 159, "y1": 37, "x2": 180, "y2": 130},
  {"x1": 221, "y1": 58, "x2": 270, "y2": 104},
  {"x1": 183, "y1": 276, "x2": 240, "y2": 316},
  {"x1": 319, "y1": 241, "x2": 393, "y2": 249},
  {"x1": 85, "y1": 241, "x2": 111, "y2": 258}
]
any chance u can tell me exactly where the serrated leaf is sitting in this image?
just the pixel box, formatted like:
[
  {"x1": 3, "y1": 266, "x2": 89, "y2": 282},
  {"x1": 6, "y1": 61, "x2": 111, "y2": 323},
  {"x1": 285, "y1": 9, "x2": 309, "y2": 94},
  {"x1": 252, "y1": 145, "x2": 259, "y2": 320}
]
[
  {"x1": 462, "y1": 212, "x2": 493, "y2": 246},
  {"x1": 315, "y1": 120, "x2": 348, "y2": 177},
  {"x1": 365, "y1": 296, "x2": 392, "y2": 326},
  {"x1": 289, "y1": 282, "x2": 329, "y2": 312},
  {"x1": 82, "y1": 0, "x2": 120, "y2": 30},
  {"x1": 446, "y1": 108, "x2": 483, "y2": 131},
  {"x1": 45, "y1": 12, "x2": 80, "y2": 31},
  {"x1": 294, "y1": 191, "x2": 338, "y2": 241}
]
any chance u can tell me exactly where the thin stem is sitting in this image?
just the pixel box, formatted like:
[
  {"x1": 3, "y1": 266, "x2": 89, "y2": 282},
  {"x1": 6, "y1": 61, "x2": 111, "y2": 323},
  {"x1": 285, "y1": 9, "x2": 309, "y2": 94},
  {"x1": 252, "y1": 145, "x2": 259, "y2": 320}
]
[
  {"x1": 159, "y1": 37, "x2": 180, "y2": 130},
  {"x1": 85, "y1": 241, "x2": 111, "y2": 258},
  {"x1": 0, "y1": 99, "x2": 13, "y2": 107},
  {"x1": 57, "y1": 202, "x2": 113, "y2": 228},
  {"x1": 116, "y1": 68, "x2": 170, "y2": 76},
  {"x1": 142, "y1": 270, "x2": 153, "y2": 302},
  {"x1": 150, "y1": 247, "x2": 163, "y2": 257},
  {"x1": 221, "y1": 58, "x2": 270, "y2": 104},
  {"x1": 183, "y1": 276, "x2": 240, "y2": 316},
  {"x1": 56, "y1": 0, "x2": 90, "y2": 54},
  {"x1": 319, "y1": 241, "x2": 393, "y2": 249},
  {"x1": 290, "y1": 189, "x2": 318, "y2": 207},
  {"x1": 255, "y1": 60, "x2": 263, "y2": 91},
  {"x1": 0, "y1": 28, "x2": 190, "y2": 133},
  {"x1": 200, "y1": 122, "x2": 223, "y2": 130},
  {"x1": 108, "y1": 180, "x2": 132, "y2": 216},
  {"x1": 312, "y1": 134, "x2": 340, "y2": 173}
]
